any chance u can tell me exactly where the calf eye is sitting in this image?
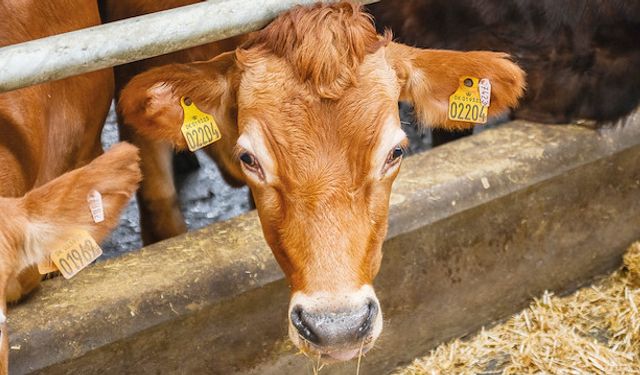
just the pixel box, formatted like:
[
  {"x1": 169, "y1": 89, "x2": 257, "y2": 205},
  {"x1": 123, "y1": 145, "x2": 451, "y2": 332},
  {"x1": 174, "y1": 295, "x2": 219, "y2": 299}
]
[
  {"x1": 239, "y1": 152, "x2": 256, "y2": 167},
  {"x1": 387, "y1": 146, "x2": 404, "y2": 164},
  {"x1": 239, "y1": 151, "x2": 264, "y2": 180},
  {"x1": 381, "y1": 145, "x2": 405, "y2": 176}
]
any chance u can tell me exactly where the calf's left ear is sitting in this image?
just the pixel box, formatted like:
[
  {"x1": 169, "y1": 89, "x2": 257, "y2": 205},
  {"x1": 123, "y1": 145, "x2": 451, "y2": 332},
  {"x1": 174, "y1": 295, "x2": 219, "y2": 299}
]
[
  {"x1": 386, "y1": 42, "x2": 526, "y2": 130},
  {"x1": 22, "y1": 142, "x2": 142, "y2": 246}
]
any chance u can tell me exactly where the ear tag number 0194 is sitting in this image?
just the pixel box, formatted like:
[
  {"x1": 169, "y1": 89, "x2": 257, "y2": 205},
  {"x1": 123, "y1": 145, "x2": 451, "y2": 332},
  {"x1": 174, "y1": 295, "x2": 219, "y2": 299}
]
[
  {"x1": 448, "y1": 76, "x2": 490, "y2": 124},
  {"x1": 180, "y1": 96, "x2": 222, "y2": 152},
  {"x1": 49, "y1": 229, "x2": 103, "y2": 279}
]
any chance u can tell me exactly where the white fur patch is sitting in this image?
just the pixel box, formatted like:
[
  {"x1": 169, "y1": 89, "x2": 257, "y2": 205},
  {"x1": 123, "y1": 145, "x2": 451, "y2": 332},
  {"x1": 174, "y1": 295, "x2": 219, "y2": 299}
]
[
  {"x1": 147, "y1": 83, "x2": 176, "y2": 114},
  {"x1": 372, "y1": 116, "x2": 407, "y2": 178},
  {"x1": 237, "y1": 122, "x2": 276, "y2": 184},
  {"x1": 20, "y1": 222, "x2": 58, "y2": 270}
]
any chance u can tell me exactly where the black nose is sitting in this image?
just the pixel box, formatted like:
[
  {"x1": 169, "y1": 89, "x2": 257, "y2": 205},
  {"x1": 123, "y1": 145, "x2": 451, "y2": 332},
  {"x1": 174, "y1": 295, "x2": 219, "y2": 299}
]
[{"x1": 290, "y1": 300, "x2": 378, "y2": 346}]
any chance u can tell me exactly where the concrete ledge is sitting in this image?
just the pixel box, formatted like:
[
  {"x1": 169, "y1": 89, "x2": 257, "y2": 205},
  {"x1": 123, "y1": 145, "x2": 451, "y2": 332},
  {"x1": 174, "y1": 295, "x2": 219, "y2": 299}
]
[{"x1": 9, "y1": 114, "x2": 640, "y2": 374}]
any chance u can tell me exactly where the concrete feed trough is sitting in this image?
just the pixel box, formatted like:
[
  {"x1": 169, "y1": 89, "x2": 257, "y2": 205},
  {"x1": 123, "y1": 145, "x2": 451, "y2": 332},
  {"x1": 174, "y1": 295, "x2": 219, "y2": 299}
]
[{"x1": 9, "y1": 115, "x2": 640, "y2": 374}]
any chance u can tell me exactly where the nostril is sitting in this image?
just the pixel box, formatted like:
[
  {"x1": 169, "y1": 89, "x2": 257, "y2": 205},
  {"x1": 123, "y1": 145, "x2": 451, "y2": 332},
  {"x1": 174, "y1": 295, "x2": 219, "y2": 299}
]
[
  {"x1": 290, "y1": 306, "x2": 320, "y2": 344},
  {"x1": 356, "y1": 299, "x2": 379, "y2": 339}
]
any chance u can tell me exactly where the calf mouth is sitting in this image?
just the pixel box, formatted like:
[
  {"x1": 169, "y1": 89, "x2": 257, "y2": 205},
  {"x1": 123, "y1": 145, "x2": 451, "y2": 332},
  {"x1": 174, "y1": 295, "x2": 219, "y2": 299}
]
[
  {"x1": 294, "y1": 334, "x2": 378, "y2": 363},
  {"x1": 286, "y1": 285, "x2": 383, "y2": 363}
]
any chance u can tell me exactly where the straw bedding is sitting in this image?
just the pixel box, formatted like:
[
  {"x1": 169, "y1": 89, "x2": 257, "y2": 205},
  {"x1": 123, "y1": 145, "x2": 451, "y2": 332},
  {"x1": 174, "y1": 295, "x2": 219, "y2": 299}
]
[{"x1": 395, "y1": 242, "x2": 640, "y2": 375}]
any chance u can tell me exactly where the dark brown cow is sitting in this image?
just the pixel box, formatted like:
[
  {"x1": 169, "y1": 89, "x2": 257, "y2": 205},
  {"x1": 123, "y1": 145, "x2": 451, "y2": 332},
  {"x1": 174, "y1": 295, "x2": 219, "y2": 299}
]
[
  {"x1": 368, "y1": 0, "x2": 640, "y2": 125},
  {"x1": 117, "y1": 1, "x2": 525, "y2": 361}
]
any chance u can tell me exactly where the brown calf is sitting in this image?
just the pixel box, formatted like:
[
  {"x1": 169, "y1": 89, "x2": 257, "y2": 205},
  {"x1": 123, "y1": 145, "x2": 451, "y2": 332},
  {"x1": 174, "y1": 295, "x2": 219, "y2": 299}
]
[
  {"x1": 0, "y1": 143, "x2": 141, "y2": 374},
  {"x1": 119, "y1": 1, "x2": 525, "y2": 362},
  {"x1": 0, "y1": 0, "x2": 115, "y2": 303}
]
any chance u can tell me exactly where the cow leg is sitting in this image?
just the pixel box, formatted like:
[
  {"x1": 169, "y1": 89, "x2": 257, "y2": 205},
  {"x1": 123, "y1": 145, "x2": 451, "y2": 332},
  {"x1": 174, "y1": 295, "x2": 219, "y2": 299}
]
[
  {"x1": 4, "y1": 265, "x2": 40, "y2": 304},
  {"x1": 118, "y1": 119, "x2": 186, "y2": 245}
]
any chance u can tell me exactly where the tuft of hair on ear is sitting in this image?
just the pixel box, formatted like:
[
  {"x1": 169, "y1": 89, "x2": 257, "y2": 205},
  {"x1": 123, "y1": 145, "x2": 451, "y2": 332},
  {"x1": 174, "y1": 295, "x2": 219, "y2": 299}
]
[{"x1": 118, "y1": 65, "x2": 190, "y2": 149}]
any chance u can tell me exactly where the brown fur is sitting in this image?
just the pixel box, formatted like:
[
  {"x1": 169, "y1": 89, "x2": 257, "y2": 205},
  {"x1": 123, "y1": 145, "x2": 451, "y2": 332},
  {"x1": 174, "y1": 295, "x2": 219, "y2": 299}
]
[
  {"x1": 0, "y1": 143, "x2": 141, "y2": 374},
  {"x1": 102, "y1": 0, "x2": 245, "y2": 244},
  {"x1": 0, "y1": 2, "x2": 137, "y2": 372},
  {"x1": 245, "y1": 2, "x2": 389, "y2": 99},
  {"x1": 368, "y1": 0, "x2": 640, "y2": 124},
  {"x1": 118, "y1": 1, "x2": 524, "y2": 296}
]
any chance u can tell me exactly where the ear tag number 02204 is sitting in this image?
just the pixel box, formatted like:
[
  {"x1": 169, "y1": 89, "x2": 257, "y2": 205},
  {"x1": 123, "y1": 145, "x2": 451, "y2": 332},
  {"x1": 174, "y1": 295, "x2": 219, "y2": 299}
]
[
  {"x1": 448, "y1": 76, "x2": 490, "y2": 124},
  {"x1": 49, "y1": 229, "x2": 103, "y2": 279},
  {"x1": 180, "y1": 96, "x2": 222, "y2": 152}
]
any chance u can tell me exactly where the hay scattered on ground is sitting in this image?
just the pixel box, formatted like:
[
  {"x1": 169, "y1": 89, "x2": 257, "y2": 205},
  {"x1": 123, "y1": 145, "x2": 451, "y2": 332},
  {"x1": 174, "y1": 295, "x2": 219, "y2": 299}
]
[{"x1": 396, "y1": 242, "x2": 640, "y2": 375}]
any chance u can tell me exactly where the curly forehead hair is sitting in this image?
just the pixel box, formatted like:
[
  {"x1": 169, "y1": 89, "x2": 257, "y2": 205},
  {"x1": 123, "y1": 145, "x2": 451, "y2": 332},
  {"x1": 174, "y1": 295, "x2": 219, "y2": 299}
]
[{"x1": 241, "y1": 1, "x2": 391, "y2": 99}]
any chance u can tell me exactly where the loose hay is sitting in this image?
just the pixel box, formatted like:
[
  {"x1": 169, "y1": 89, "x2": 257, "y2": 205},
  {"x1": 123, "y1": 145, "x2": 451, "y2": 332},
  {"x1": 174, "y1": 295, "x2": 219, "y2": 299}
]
[{"x1": 396, "y1": 242, "x2": 640, "y2": 375}]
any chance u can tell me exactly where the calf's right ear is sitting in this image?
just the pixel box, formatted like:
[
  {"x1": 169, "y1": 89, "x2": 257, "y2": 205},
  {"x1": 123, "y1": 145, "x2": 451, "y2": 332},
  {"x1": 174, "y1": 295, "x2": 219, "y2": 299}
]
[{"x1": 118, "y1": 51, "x2": 239, "y2": 150}]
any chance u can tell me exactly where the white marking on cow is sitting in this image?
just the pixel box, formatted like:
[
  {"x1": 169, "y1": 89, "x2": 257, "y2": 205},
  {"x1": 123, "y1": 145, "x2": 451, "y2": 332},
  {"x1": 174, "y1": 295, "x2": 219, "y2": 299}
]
[
  {"x1": 372, "y1": 116, "x2": 407, "y2": 178},
  {"x1": 20, "y1": 222, "x2": 58, "y2": 269},
  {"x1": 237, "y1": 122, "x2": 277, "y2": 184}
]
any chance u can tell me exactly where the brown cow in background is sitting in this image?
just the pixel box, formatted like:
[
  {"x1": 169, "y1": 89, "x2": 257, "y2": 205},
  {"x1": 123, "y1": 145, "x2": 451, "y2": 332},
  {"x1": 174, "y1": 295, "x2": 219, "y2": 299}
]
[
  {"x1": 0, "y1": 1, "x2": 142, "y2": 372},
  {"x1": 0, "y1": 1, "x2": 115, "y2": 303}
]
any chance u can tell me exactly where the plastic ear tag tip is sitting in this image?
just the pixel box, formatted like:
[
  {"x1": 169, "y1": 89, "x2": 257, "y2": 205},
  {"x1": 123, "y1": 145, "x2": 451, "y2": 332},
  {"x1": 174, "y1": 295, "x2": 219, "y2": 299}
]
[
  {"x1": 87, "y1": 190, "x2": 104, "y2": 223},
  {"x1": 479, "y1": 78, "x2": 491, "y2": 107},
  {"x1": 37, "y1": 257, "x2": 58, "y2": 275}
]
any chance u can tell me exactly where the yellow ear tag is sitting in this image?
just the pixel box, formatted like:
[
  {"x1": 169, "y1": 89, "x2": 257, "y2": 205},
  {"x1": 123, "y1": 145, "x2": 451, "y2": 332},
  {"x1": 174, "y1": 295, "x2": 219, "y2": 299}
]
[
  {"x1": 448, "y1": 76, "x2": 489, "y2": 124},
  {"x1": 49, "y1": 229, "x2": 103, "y2": 279},
  {"x1": 180, "y1": 96, "x2": 222, "y2": 151}
]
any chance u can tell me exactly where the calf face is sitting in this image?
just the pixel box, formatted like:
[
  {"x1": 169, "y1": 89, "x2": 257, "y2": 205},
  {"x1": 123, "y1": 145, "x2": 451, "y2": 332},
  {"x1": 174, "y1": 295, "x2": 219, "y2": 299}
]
[
  {"x1": 0, "y1": 143, "x2": 140, "y2": 374},
  {"x1": 119, "y1": 1, "x2": 524, "y2": 361}
]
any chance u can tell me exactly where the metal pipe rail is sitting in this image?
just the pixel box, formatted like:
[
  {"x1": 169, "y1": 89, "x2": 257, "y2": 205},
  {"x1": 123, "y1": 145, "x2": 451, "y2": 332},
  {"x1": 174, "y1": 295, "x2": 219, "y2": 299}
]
[{"x1": 0, "y1": 0, "x2": 378, "y2": 93}]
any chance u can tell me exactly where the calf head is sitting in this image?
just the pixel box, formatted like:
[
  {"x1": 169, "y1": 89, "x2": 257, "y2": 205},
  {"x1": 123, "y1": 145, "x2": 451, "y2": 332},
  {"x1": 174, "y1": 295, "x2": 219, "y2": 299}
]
[
  {"x1": 0, "y1": 143, "x2": 140, "y2": 373},
  {"x1": 119, "y1": 1, "x2": 525, "y2": 362}
]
